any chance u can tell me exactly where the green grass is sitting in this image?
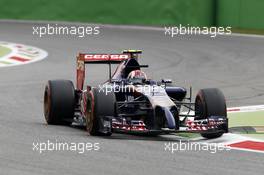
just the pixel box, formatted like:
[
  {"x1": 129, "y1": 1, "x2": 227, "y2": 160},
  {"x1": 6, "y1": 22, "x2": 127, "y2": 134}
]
[
  {"x1": 175, "y1": 133, "x2": 200, "y2": 138},
  {"x1": 0, "y1": 45, "x2": 11, "y2": 57},
  {"x1": 228, "y1": 111, "x2": 264, "y2": 140},
  {"x1": 228, "y1": 111, "x2": 264, "y2": 127}
]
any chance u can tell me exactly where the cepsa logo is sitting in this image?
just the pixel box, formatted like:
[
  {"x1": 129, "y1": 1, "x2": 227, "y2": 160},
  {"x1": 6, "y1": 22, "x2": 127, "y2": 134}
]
[{"x1": 84, "y1": 54, "x2": 130, "y2": 61}]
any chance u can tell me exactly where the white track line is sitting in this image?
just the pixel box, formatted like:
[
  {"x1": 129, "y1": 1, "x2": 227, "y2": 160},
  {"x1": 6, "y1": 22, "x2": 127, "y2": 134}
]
[
  {"x1": 200, "y1": 133, "x2": 264, "y2": 154},
  {"x1": 227, "y1": 104, "x2": 264, "y2": 113}
]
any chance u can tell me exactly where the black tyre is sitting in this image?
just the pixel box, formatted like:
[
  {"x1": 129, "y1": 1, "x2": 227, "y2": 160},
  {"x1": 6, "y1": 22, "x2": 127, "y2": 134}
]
[
  {"x1": 195, "y1": 88, "x2": 227, "y2": 139},
  {"x1": 86, "y1": 88, "x2": 116, "y2": 136},
  {"x1": 44, "y1": 80, "x2": 75, "y2": 125}
]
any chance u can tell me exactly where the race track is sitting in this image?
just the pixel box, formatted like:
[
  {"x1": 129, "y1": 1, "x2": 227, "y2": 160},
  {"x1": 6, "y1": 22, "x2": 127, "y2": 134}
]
[{"x1": 0, "y1": 21, "x2": 264, "y2": 175}]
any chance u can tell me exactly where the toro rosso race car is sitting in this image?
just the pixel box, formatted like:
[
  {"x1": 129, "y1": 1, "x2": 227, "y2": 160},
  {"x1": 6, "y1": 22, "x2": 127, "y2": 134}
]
[{"x1": 44, "y1": 50, "x2": 228, "y2": 139}]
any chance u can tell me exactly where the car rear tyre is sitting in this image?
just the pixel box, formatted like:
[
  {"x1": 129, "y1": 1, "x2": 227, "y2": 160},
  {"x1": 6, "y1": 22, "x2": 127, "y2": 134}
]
[
  {"x1": 195, "y1": 88, "x2": 227, "y2": 139},
  {"x1": 44, "y1": 80, "x2": 75, "y2": 125},
  {"x1": 86, "y1": 88, "x2": 115, "y2": 136}
]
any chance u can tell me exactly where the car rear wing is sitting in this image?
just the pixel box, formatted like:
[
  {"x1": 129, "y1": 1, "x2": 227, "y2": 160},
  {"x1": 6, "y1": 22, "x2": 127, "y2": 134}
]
[
  {"x1": 80, "y1": 53, "x2": 130, "y2": 64},
  {"x1": 76, "y1": 53, "x2": 131, "y2": 90}
]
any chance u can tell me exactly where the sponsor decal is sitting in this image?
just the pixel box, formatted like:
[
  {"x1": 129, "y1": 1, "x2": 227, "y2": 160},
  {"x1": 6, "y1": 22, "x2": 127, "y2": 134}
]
[
  {"x1": 83, "y1": 54, "x2": 129, "y2": 61},
  {"x1": 0, "y1": 41, "x2": 48, "y2": 67}
]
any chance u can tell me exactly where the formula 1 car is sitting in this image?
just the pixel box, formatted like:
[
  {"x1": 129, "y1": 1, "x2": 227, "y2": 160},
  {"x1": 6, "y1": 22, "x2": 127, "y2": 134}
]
[{"x1": 44, "y1": 50, "x2": 228, "y2": 139}]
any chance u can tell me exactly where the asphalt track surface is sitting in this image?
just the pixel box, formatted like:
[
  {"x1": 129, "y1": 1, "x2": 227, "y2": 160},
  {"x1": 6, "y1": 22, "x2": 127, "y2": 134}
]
[{"x1": 0, "y1": 21, "x2": 264, "y2": 175}]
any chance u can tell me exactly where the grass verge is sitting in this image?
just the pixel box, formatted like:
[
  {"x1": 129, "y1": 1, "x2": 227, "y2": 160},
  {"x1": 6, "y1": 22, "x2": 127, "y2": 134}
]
[
  {"x1": 228, "y1": 111, "x2": 264, "y2": 128},
  {"x1": 0, "y1": 45, "x2": 11, "y2": 57}
]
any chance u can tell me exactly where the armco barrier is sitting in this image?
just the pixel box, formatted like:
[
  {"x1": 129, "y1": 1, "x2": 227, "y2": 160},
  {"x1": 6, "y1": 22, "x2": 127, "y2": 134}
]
[
  {"x1": 0, "y1": 0, "x2": 263, "y2": 30},
  {"x1": 0, "y1": 0, "x2": 214, "y2": 26}
]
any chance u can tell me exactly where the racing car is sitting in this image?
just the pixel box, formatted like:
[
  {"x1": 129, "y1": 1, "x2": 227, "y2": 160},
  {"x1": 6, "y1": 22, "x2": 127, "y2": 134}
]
[{"x1": 44, "y1": 50, "x2": 228, "y2": 139}]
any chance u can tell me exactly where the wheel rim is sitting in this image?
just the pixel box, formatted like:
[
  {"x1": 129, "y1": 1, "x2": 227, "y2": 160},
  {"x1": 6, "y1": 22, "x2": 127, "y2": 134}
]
[
  {"x1": 44, "y1": 85, "x2": 51, "y2": 122},
  {"x1": 86, "y1": 92, "x2": 94, "y2": 133}
]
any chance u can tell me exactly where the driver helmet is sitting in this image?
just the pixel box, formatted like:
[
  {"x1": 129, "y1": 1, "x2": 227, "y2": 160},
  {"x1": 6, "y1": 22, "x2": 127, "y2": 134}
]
[{"x1": 127, "y1": 70, "x2": 147, "y2": 83}]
